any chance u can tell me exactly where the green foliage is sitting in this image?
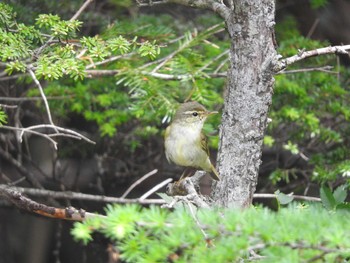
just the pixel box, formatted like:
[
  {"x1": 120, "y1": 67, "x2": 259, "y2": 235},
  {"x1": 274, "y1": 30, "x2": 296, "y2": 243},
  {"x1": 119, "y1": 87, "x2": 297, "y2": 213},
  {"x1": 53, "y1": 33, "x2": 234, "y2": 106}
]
[
  {"x1": 72, "y1": 204, "x2": 350, "y2": 262},
  {"x1": 267, "y1": 16, "x2": 350, "y2": 185},
  {"x1": 310, "y1": 0, "x2": 328, "y2": 9},
  {"x1": 0, "y1": 108, "x2": 7, "y2": 126},
  {"x1": 320, "y1": 185, "x2": 350, "y2": 211},
  {"x1": 1, "y1": 2, "x2": 225, "y2": 141}
]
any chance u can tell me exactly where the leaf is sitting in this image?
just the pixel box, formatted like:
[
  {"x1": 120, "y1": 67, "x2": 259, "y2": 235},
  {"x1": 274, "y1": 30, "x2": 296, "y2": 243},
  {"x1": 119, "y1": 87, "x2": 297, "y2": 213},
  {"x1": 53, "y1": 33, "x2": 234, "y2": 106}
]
[
  {"x1": 157, "y1": 193, "x2": 174, "y2": 204},
  {"x1": 320, "y1": 186, "x2": 336, "y2": 210},
  {"x1": 335, "y1": 203, "x2": 350, "y2": 211},
  {"x1": 275, "y1": 190, "x2": 294, "y2": 205},
  {"x1": 333, "y1": 185, "x2": 347, "y2": 205}
]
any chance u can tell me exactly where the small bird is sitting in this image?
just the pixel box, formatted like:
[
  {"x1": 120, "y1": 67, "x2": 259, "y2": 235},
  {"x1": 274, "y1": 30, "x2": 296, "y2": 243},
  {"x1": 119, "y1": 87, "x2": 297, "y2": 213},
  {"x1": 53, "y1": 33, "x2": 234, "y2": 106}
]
[{"x1": 164, "y1": 101, "x2": 220, "y2": 181}]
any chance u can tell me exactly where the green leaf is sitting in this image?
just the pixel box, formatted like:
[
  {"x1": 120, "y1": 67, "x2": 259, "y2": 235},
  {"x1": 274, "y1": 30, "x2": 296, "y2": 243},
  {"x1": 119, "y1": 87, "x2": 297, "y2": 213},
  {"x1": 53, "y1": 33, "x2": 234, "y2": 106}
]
[
  {"x1": 71, "y1": 222, "x2": 93, "y2": 245},
  {"x1": 283, "y1": 141, "x2": 299, "y2": 155},
  {"x1": 320, "y1": 185, "x2": 336, "y2": 210},
  {"x1": 275, "y1": 190, "x2": 294, "y2": 205},
  {"x1": 333, "y1": 185, "x2": 347, "y2": 205},
  {"x1": 0, "y1": 109, "x2": 7, "y2": 126},
  {"x1": 263, "y1": 135, "x2": 275, "y2": 147},
  {"x1": 335, "y1": 203, "x2": 350, "y2": 211}
]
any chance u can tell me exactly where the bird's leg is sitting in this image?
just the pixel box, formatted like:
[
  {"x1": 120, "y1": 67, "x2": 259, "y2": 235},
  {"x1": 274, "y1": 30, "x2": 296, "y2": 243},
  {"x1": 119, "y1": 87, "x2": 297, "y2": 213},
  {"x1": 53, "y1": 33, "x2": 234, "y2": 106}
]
[{"x1": 178, "y1": 167, "x2": 196, "y2": 181}]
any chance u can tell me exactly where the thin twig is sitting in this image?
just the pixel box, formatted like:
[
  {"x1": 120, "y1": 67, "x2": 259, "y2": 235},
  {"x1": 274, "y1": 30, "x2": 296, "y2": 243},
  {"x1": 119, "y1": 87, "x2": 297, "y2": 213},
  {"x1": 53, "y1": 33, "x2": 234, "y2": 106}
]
[
  {"x1": 277, "y1": 65, "x2": 336, "y2": 75},
  {"x1": 86, "y1": 53, "x2": 134, "y2": 69},
  {"x1": 0, "y1": 104, "x2": 18, "y2": 109},
  {"x1": 70, "y1": 0, "x2": 94, "y2": 21},
  {"x1": 0, "y1": 96, "x2": 73, "y2": 102},
  {"x1": 0, "y1": 73, "x2": 29, "y2": 81},
  {"x1": 121, "y1": 169, "x2": 158, "y2": 198},
  {"x1": 0, "y1": 125, "x2": 58, "y2": 149},
  {"x1": 18, "y1": 124, "x2": 95, "y2": 145},
  {"x1": 139, "y1": 178, "x2": 173, "y2": 200},
  {"x1": 28, "y1": 69, "x2": 56, "y2": 129},
  {"x1": 253, "y1": 193, "x2": 321, "y2": 202}
]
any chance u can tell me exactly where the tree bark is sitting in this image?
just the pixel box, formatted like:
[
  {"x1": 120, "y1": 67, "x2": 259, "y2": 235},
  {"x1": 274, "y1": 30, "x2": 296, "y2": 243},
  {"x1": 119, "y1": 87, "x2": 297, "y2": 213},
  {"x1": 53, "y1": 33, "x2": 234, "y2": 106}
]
[{"x1": 211, "y1": 1, "x2": 277, "y2": 208}]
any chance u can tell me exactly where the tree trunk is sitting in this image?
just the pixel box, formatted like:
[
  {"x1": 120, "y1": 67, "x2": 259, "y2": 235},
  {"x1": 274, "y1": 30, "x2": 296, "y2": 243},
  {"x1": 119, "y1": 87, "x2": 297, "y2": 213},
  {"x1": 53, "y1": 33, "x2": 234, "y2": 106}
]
[{"x1": 211, "y1": 1, "x2": 277, "y2": 208}]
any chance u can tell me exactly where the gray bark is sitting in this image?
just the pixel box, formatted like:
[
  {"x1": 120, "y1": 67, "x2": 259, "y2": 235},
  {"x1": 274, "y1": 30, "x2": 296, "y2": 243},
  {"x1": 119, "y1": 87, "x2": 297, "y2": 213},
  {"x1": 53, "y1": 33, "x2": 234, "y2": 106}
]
[{"x1": 211, "y1": 1, "x2": 277, "y2": 208}]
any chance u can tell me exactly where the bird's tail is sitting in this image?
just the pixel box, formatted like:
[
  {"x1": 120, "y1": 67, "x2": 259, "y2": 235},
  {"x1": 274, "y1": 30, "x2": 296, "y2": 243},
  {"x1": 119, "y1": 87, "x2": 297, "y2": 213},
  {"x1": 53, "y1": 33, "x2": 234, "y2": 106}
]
[{"x1": 210, "y1": 164, "x2": 220, "y2": 181}]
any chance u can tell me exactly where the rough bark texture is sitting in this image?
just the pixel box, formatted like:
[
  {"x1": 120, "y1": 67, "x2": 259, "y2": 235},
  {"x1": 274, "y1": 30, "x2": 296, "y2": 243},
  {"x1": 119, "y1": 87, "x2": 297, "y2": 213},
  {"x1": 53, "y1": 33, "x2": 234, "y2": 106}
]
[{"x1": 211, "y1": 1, "x2": 277, "y2": 208}]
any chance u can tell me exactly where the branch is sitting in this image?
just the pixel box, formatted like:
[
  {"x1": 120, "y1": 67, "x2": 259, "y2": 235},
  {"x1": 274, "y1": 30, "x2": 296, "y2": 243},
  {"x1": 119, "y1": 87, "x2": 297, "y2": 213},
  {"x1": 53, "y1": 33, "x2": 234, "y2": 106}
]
[
  {"x1": 137, "y1": 0, "x2": 230, "y2": 20},
  {"x1": 139, "y1": 178, "x2": 173, "y2": 200},
  {"x1": 0, "y1": 185, "x2": 103, "y2": 221},
  {"x1": 166, "y1": 176, "x2": 210, "y2": 208},
  {"x1": 70, "y1": 0, "x2": 94, "y2": 21},
  {"x1": 0, "y1": 148, "x2": 44, "y2": 189},
  {"x1": 2, "y1": 185, "x2": 166, "y2": 205},
  {"x1": 0, "y1": 96, "x2": 73, "y2": 102},
  {"x1": 85, "y1": 69, "x2": 227, "y2": 79},
  {"x1": 276, "y1": 65, "x2": 336, "y2": 75},
  {"x1": 121, "y1": 169, "x2": 158, "y2": 198},
  {"x1": 277, "y1": 45, "x2": 350, "y2": 72},
  {"x1": 0, "y1": 125, "x2": 95, "y2": 150},
  {"x1": 28, "y1": 69, "x2": 56, "y2": 128},
  {"x1": 253, "y1": 193, "x2": 321, "y2": 202}
]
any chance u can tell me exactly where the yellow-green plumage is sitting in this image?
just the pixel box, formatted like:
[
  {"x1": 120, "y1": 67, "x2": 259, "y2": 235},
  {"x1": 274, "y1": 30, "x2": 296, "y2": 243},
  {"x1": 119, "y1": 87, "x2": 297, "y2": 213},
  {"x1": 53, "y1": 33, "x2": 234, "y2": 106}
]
[{"x1": 164, "y1": 101, "x2": 220, "y2": 181}]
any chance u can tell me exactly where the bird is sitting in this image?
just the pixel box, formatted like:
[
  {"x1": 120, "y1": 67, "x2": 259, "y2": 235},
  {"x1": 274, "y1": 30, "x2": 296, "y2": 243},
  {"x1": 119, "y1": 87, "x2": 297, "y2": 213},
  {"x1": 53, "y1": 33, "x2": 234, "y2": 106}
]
[{"x1": 164, "y1": 101, "x2": 220, "y2": 181}]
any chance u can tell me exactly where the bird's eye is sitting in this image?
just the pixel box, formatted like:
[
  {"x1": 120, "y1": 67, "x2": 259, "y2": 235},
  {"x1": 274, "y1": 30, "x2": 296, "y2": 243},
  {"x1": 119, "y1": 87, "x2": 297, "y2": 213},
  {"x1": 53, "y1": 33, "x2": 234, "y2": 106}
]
[{"x1": 192, "y1": 112, "x2": 198, "y2": 117}]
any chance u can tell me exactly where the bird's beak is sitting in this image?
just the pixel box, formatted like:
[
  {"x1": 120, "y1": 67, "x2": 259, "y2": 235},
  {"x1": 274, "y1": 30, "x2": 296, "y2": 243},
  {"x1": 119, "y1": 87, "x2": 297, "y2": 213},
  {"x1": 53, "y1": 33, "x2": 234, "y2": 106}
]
[{"x1": 206, "y1": 111, "x2": 218, "y2": 116}]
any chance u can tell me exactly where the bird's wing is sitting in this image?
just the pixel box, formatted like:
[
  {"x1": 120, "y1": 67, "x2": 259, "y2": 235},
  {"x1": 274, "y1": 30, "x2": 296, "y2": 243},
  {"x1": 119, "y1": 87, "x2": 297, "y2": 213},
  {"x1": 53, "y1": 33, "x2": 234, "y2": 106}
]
[
  {"x1": 201, "y1": 132, "x2": 220, "y2": 180},
  {"x1": 200, "y1": 132, "x2": 209, "y2": 155}
]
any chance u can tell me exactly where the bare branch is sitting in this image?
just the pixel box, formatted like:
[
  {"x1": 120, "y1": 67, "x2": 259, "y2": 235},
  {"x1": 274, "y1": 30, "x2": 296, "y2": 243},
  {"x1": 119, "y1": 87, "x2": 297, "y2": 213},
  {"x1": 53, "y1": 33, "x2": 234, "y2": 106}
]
[
  {"x1": 277, "y1": 45, "x2": 350, "y2": 72},
  {"x1": 253, "y1": 193, "x2": 321, "y2": 202},
  {"x1": 139, "y1": 178, "x2": 173, "y2": 200},
  {"x1": 70, "y1": 0, "x2": 94, "y2": 21},
  {"x1": 1, "y1": 185, "x2": 166, "y2": 205},
  {"x1": 277, "y1": 65, "x2": 336, "y2": 75},
  {"x1": 0, "y1": 125, "x2": 95, "y2": 149},
  {"x1": 0, "y1": 73, "x2": 29, "y2": 81},
  {"x1": 18, "y1": 124, "x2": 95, "y2": 145},
  {"x1": 85, "y1": 53, "x2": 134, "y2": 69},
  {"x1": 166, "y1": 177, "x2": 210, "y2": 208},
  {"x1": 0, "y1": 125, "x2": 58, "y2": 148},
  {"x1": 28, "y1": 69, "x2": 56, "y2": 128},
  {"x1": 0, "y1": 185, "x2": 104, "y2": 221},
  {"x1": 0, "y1": 96, "x2": 74, "y2": 102},
  {"x1": 137, "y1": 0, "x2": 230, "y2": 20},
  {"x1": 121, "y1": 169, "x2": 158, "y2": 198},
  {"x1": 85, "y1": 69, "x2": 120, "y2": 77},
  {"x1": 0, "y1": 149, "x2": 44, "y2": 189}
]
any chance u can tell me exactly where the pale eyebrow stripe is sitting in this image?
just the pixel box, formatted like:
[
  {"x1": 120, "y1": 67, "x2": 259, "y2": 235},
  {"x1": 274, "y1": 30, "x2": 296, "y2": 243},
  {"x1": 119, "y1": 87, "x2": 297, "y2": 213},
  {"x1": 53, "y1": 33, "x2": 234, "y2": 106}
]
[{"x1": 184, "y1": 110, "x2": 204, "y2": 115}]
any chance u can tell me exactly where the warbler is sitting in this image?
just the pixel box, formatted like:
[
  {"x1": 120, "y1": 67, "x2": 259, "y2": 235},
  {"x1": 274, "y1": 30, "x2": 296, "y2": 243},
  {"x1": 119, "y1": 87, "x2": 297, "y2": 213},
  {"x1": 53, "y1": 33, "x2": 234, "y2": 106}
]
[{"x1": 164, "y1": 101, "x2": 220, "y2": 181}]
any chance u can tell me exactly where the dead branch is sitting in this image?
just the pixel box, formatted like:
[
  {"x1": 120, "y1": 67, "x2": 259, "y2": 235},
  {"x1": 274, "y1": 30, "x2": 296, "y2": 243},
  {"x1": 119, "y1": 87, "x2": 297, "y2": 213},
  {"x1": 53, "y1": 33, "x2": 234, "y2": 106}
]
[
  {"x1": 277, "y1": 44, "x2": 350, "y2": 72},
  {"x1": 2, "y1": 185, "x2": 166, "y2": 205},
  {"x1": 0, "y1": 185, "x2": 103, "y2": 221}
]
